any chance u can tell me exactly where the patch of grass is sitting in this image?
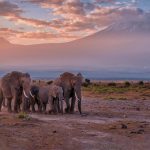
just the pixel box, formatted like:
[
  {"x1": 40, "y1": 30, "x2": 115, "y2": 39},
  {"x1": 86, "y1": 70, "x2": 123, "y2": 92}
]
[
  {"x1": 118, "y1": 97, "x2": 127, "y2": 100},
  {"x1": 18, "y1": 112, "x2": 30, "y2": 120},
  {"x1": 82, "y1": 81, "x2": 150, "y2": 99},
  {"x1": 105, "y1": 96, "x2": 116, "y2": 100},
  {"x1": 124, "y1": 81, "x2": 131, "y2": 87}
]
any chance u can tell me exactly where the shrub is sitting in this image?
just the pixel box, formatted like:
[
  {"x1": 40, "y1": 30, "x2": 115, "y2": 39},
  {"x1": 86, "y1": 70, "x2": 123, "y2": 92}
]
[
  {"x1": 85, "y1": 78, "x2": 91, "y2": 84},
  {"x1": 108, "y1": 82, "x2": 116, "y2": 86},
  {"x1": 47, "y1": 80, "x2": 53, "y2": 85},
  {"x1": 82, "y1": 78, "x2": 91, "y2": 87},
  {"x1": 124, "y1": 81, "x2": 131, "y2": 87},
  {"x1": 138, "y1": 81, "x2": 144, "y2": 86},
  {"x1": 18, "y1": 112, "x2": 30, "y2": 120}
]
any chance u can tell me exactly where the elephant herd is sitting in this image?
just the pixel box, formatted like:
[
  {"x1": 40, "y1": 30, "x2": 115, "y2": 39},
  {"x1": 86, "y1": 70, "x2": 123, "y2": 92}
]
[{"x1": 0, "y1": 71, "x2": 83, "y2": 115}]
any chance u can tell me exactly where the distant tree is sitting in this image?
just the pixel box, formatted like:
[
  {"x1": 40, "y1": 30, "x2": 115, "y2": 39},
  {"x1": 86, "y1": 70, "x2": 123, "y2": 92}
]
[
  {"x1": 124, "y1": 81, "x2": 131, "y2": 87},
  {"x1": 85, "y1": 78, "x2": 91, "y2": 84},
  {"x1": 82, "y1": 78, "x2": 91, "y2": 87},
  {"x1": 138, "y1": 81, "x2": 144, "y2": 86},
  {"x1": 108, "y1": 82, "x2": 116, "y2": 86},
  {"x1": 47, "y1": 80, "x2": 53, "y2": 85}
]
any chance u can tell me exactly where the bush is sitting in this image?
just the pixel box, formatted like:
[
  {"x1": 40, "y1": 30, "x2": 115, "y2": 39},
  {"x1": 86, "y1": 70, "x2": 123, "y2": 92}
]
[
  {"x1": 82, "y1": 82, "x2": 89, "y2": 87},
  {"x1": 18, "y1": 112, "x2": 30, "y2": 120},
  {"x1": 85, "y1": 78, "x2": 91, "y2": 84},
  {"x1": 82, "y1": 78, "x2": 91, "y2": 87},
  {"x1": 138, "y1": 81, "x2": 144, "y2": 86},
  {"x1": 47, "y1": 80, "x2": 53, "y2": 85},
  {"x1": 124, "y1": 81, "x2": 131, "y2": 87},
  {"x1": 108, "y1": 82, "x2": 116, "y2": 86}
]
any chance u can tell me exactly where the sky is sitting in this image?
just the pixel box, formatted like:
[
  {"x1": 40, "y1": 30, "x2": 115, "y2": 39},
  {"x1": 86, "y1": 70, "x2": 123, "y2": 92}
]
[{"x1": 0, "y1": 0, "x2": 150, "y2": 45}]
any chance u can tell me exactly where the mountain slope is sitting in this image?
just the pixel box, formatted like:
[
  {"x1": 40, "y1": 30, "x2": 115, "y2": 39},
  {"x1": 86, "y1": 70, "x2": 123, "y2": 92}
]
[{"x1": 0, "y1": 19, "x2": 150, "y2": 69}]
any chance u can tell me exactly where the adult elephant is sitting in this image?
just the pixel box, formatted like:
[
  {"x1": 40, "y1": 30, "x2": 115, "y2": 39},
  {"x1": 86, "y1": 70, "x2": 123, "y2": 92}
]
[
  {"x1": 0, "y1": 71, "x2": 32, "y2": 113},
  {"x1": 0, "y1": 86, "x2": 3, "y2": 112},
  {"x1": 54, "y1": 72, "x2": 83, "y2": 114}
]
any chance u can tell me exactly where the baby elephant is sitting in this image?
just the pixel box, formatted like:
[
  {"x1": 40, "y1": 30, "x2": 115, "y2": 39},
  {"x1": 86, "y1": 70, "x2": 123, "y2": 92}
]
[
  {"x1": 30, "y1": 85, "x2": 49, "y2": 113},
  {"x1": 30, "y1": 84, "x2": 64, "y2": 114},
  {"x1": 48, "y1": 85, "x2": 64, "y2": 114}
]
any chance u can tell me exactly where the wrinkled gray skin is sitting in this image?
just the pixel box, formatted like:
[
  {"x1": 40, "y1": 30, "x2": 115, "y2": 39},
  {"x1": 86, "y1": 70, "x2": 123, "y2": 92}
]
[
  {"x1": 48, "y1": 84, "x2": 64, "y2": 114},
  {"x1": 0, "y1": 87, "x2": 3, "y2": 112},
  {"x1": 30, "y1": 85, "x2": 49, "y2": 113},
  {"x1": 29, "y1": 85, "x2": 41, "y2": 112},
  {"x1": 39, "y1": 86, "x2": 49, "y2": 113},
  {"x1": 54, "y1": 72, "x2": 83, "y2": 114},
  {"x1": 30, "y1": 84, "x2": 64, "y2": 114},
  {"x1": 0, "y1": 71, "x2": 31, "y2": 113}
]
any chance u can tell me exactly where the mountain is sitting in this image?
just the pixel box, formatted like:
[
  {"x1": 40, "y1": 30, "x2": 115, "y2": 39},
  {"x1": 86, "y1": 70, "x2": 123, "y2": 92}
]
[
  {"x1": 0, "y1": 37, "x2": 12, "y2": 47},
  {"x1": 0, "y1": 19, "x2": 150, "y2": 71}
]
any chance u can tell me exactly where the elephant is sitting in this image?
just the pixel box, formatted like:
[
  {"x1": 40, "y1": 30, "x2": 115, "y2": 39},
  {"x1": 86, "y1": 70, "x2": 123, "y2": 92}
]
[
  {"x1": 29, "y1": 84, "x2": 64, "y2": 114},
  {"x1": 29, "y1": 85, "x2": 49, "y2": 113},
  {"x1": 48, "y1": 84, "x2": 64, "y2": 114},
  {"x1": 54, "y1": 72, "x2": 83, "y2": 114},
  {"x1": 0, "y1": 71, "x2": 32, "y2": 113},
  {"x1": 29, "y1": 85, "x2": 41, "y2": 112},
  {"x1": 0, "y1": 86, "x2": 3, "y2": 112}
]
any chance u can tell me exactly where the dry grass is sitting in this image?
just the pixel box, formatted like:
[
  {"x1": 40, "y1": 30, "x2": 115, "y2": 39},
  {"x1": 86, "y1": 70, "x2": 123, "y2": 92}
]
[{"x1": 82, "y1": 81, "x2": 150, "y2": 100}]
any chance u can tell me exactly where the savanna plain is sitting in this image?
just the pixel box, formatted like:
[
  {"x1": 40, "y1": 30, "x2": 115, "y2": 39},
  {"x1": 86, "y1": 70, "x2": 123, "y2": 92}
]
[{"x1": 0, "y1": 80, "x2": 150, "y2": 150}]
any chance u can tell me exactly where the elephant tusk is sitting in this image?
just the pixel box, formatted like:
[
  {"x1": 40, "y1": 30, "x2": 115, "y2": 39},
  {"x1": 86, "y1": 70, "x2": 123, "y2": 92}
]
[
  {"x1": 29, "y1": 90, "x2": 34, "y2": 98},
  {"x1": 23, "y1": 90, "x2": 29, "y2": 99}
]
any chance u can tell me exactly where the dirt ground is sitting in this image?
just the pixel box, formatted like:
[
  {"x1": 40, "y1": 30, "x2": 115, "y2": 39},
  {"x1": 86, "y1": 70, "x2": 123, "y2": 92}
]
[{"x1": 0, "y1": 96, "x2": 150, "y2": 150}]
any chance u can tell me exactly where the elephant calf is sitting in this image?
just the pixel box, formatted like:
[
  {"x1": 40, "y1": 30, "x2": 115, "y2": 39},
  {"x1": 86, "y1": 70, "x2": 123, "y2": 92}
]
[
  {"x1": 48, "y1": 84, "x2": 64, "y2": 114},
  {"x1": 30, "y1": 84, "x2": 64, "y2": 114}
]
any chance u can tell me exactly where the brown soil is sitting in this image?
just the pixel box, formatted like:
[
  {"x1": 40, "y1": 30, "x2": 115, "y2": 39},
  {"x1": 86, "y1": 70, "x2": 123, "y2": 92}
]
[{"x1": 0, "y1": 96, "x2": 150, "y2": 150}]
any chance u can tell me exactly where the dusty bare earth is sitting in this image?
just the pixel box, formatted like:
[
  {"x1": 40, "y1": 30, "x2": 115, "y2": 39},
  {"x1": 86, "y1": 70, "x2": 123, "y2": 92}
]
[{"x1": 0, "y1": 96, "x2": 150, "y2": 150}]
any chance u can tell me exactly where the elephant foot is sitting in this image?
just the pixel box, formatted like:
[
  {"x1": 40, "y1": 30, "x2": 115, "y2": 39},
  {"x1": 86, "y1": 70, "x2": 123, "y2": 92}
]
[
  {"x1": 14, "y1": 110, "x2": 19, "y2": 113},
  {"x1": 70, "y1": 111, "x2": 74, "y2": 114},
  {"x1": 8, "y1": 109, "x2": 12, "y2": 113},
  {"x1": 43, "y1": 111, "x2": 48, "y2": 114},
  {"x1": 49, "y1": 109, "x2": 58, "y2": 115},
  {"x1": 48, "y1": 110, "x2": 53, "y2": 114},
  {"x1": 65, "y1": 108, "x2": 70, "y2": 113},
  {"x1": 32, "y1": 110, "x2": 36, "y2": 113}
]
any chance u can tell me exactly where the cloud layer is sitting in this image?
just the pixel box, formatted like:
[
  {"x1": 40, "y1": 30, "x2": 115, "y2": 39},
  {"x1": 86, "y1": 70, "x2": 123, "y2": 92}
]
[{"x1": 0, "y1": 0, "x2": 149, "y2": 44}]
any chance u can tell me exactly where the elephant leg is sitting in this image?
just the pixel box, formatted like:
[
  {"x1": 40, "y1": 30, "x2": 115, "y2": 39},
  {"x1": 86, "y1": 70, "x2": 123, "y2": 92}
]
[
  {"x1": 53, "y1": 100, "x2": 58, "y2": 114},
  {"x1": 65, "y1": 96, "x2": 70, "y2": 113},
  {"x1": 0, "y1": 90, "x2": 3, "y2": 111},
  {"x1": 60, "y1": 99, "x2": 63, "y2": 115},
  {"x1": 17, "y1": 98, "x2": 22, "y2": 112},
  {"x1": 14, "y1": 98, "x2": 19, "y2": 113},
  {"x1": 2, "y1": 98, "x2": 6, "y2": 107},
  {"x1": 30, "y1": 99, "x2": 36, "y2": 112},
  {"x1": 48, "y1": 96, "x2": 55, "y2": 114},
  {"x1": 36, "y1": 98, "x2": 42, "y2": 112},
  {"x1": 7, "y1": 98, "x2": 12, "y2": 113},
  {"x1": 0, "y1": 98, "x2": 3, "y2": 112},
  {"x1": 31, "y1": 102, "x2": 36, "y2": 112},
  {"x1": 70, "y1": 95, "x2": 76, "y2": 113},
  {"x1": 14, "y1": 95, "x2": 21, "y2": 113},
  {"x1": 42, "y1": 103, "x2": 47, "y2": 113},
  {"x1": 57, "y1": 98, "x2": 61, "y2": 113},
  {"x1": 78, "y1": 99, "x2": 82, "y2": 115}
]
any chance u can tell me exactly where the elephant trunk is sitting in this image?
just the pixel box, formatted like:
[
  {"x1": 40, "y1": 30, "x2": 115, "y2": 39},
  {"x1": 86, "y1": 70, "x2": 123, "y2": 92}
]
[{"x1": 22, "y1": 88, "x2": 31, "y2": 112}]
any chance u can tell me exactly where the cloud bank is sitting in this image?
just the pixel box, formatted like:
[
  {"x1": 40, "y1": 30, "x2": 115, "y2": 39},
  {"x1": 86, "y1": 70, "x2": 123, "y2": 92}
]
[{"x1": 0, "y1": 0, "x2": 149, "y2": 44}]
